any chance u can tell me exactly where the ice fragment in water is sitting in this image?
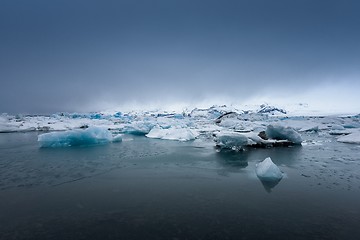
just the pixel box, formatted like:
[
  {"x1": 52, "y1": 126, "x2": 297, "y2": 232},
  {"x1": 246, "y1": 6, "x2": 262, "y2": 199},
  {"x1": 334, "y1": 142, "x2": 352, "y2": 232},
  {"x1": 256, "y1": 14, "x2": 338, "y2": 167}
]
[
  {"x1": 121, "y1": 121, "x2": 155, "y2": 135},
  {"x1": 337, "y1": 131, "x2": 360, "y2": 144},
  {"x1": 214, "y1": 132, "x2": 250, "y2": 150},
  {"x1": 146, "y1": 126, "x2": 198, "y2": 141},
  {"x1": 255, "y1": 157, "x2": 283, "y2": 182},
  {"x1": 265, "y1": 125, "x2": 302, "y2": 144},
  {"x1": 38, "y1": 127, "x2": 116, "y2": 147}
]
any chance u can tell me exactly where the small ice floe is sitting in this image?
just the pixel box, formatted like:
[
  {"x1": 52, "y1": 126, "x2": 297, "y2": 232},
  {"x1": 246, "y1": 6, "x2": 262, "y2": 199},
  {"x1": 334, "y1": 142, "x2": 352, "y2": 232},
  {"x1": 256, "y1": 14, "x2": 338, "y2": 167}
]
[
  {"x1": 337, "y1": 131, "x2": 360, "y2": 144},
  {"x1": 214, "y1": 131, "x2": 251, "y2": 151},
  {"x1": 265, "y1": 125, "x2": 302, "y2": 144},
  {"x1": 329, "y1": 129, "x2": 354, "y2": 136},
  {"x1": 255, "y1": 157, "x2": 283, "y2": 182},
  {"x1": 38, "y1": 126, "x2": 121, "y2": 147},
  {"x1": 299, "y1": 125, "x2": 319, "y2": 132},
  {"x1": 301, "y1": 140, "x2": 323, "y2": 146},
  {"x1": 112, "y1": 134, "x2": 123, "y2": 142},
  {"x1": 146, "y1": 126, "x2": 199, "y2": 141}
]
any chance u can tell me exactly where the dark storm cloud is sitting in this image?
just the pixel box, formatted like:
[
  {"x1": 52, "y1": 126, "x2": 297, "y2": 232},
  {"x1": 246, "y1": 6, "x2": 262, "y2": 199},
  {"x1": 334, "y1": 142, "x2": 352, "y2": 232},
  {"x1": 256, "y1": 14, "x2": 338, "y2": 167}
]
[{"x1": 1, "y1": 0, "x2": 360, "y2": 113}]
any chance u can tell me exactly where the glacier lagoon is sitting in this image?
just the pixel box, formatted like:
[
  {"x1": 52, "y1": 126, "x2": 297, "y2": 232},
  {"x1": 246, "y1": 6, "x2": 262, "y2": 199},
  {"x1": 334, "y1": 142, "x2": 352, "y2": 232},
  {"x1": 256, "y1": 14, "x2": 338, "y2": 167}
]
[
  {"x1": 1, "y1": 127, "x2": 360, "y2": 239},
  {"x1": 1, "y1": 105, "x2": 360, "y2": 239}
]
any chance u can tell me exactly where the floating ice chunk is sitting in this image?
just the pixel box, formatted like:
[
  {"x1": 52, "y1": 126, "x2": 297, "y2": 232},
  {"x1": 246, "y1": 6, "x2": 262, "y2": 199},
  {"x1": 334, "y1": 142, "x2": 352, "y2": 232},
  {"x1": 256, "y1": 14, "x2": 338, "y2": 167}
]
[
  {"x1": 331, "y1": 124, "x2": 345, "y2": 130},
  {"x1": 337, "y1": 131, "x2": 360, "y2": 144},
  {"x1": 112, "y1": 134, "x2": 123, "y2": 142},
  {"x1": 214, "y1": 131, "x2": 296, "y2": 150},
  {"x1": 214, "y1": 132, "x2": 251, "y2": 150},
  {"x1": 121, "y1": 121, "x2": 155, "y2": 135},
  {"x1": 0, "y1": 122, "x2": 19, "y2": 133},
  {"x1": 329, "y1": 129, "x2": 354, "y2": 135},
  {"x1": 342, "y1": 123, "x2": 360, "y2": 129},
  {"x1": 265, "y1": 125, "x2": 302, "y2": 144},
  {"x1": 299, "y1": 125, "x2": 319, "y2": 132},
  {"x1": 256, "y1": 157, "x2": 283, "y2": 182},
  {"x1": 146, "y1": 126, "x2": 198, "y2": 141},
  {"x1": 38, "y1": 127, "x2": 116, "y2": 147}
]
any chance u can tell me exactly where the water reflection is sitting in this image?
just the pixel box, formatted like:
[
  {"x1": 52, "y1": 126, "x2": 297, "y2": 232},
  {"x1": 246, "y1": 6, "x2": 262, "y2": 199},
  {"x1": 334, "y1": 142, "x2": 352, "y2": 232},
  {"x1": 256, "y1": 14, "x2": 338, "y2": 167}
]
[
  {"x1": 215, "y1": 146, "x2": 300, "y2": 192},
  {"x1": 215, "y1": 149, "x2": 249, "y2": 171},
  {"x1": 259, "y1": 179, "x2": 282, "y2": 193},
  {"x1": 215, "y1": 145, "x2": 303, "y2": 171}
]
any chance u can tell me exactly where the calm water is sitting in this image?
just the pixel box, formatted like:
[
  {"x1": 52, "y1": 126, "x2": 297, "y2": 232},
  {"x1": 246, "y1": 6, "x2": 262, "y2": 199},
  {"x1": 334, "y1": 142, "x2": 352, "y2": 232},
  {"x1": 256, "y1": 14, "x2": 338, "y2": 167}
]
[{"x1": 0, "y1": 132, "x2": 360, "y2": 240}]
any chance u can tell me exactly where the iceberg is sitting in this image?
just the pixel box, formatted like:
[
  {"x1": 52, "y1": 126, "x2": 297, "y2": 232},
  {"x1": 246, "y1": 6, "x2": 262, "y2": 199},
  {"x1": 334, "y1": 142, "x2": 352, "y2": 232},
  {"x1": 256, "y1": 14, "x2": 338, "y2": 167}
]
[
  {"x1": 257, "y1": 104, "x2": 287, "y2": 115},
  {"x1": 214, "y1": 132, "x2": 251, "y2": 150},
  {"x1": 112, "y1": 134, "x2": 123, "y2": 142},
  {"x1": 214, "y1": 130, "x2": 300, "y2": 150},
  {"x1": 337, "y1": 131, "x2": 360, "y2": 144},
  {"x1": 121, "y1": 121, "x2": 155, "y2": 135},
  {"x1": 265, "y1": 125, "x2": 302, "y2": 144},
  {"x1": 146, "y1": 126, "x2": 198, "y2": 141},
  {"x1": 38, "y1": 127, "x2": 119, "y2": 147},
  {"x1": 255, "y1": 157, "x2": 283, "y2": 182}
]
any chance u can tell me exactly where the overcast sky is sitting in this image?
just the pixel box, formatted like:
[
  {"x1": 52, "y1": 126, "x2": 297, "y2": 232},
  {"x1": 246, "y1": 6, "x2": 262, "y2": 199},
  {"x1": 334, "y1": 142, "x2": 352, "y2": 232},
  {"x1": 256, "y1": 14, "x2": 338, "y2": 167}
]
[{"x1": 1, "y1": 0, "x2": 360, "y2": 114}]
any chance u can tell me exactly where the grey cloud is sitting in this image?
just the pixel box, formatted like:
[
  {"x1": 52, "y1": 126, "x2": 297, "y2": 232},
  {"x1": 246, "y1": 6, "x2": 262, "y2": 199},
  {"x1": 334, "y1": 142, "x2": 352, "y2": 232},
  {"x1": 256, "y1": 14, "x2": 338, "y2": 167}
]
[{"x1": 1, "y1": 0, "x2": 360, "y2": 113}]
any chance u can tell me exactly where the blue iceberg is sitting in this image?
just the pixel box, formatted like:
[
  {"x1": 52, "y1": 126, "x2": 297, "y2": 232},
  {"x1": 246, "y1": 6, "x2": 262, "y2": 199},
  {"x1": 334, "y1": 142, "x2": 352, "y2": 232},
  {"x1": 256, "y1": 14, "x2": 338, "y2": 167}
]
[
  {"x1": 121, "y1": 121, "x2": 155, "y2": 135},
  {"x1": 38, "y1": 127, "x2": 118, "y2": 147}
]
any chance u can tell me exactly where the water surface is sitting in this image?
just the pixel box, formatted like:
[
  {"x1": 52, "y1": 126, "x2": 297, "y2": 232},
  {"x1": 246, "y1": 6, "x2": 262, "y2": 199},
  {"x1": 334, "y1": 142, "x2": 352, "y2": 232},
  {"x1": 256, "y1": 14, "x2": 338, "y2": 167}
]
[{"x1": 0, "y1": 132, "x2": 359, "y2": 239}]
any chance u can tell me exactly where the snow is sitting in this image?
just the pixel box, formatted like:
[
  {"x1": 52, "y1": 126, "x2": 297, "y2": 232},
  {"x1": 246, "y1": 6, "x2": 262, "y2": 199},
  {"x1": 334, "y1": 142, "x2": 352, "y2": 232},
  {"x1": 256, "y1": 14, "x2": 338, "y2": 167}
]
[
  {"x1": 38, "y1": 126, "x2": 119, "y2": 147},
  {"x1": 265, "y1": 125, "x2": 303, "y2": 144},
  {"x1": 146, "y1": 126, "x2": 199, "y2": 141},
  {"x1": 255, "y1": 157, "x2": 283, "y2": 182},
  {"x1": 337, "y1": 131, "x2": 360, "y2": 144}
]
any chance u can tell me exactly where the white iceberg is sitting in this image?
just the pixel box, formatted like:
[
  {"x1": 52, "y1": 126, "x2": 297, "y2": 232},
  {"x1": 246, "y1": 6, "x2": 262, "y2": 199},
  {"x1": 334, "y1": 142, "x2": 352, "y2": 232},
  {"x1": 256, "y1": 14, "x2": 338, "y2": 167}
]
[
  {"x1": 214, "y1": 130, "x2": 299, "y2": 150},
  {"x1": 337, "y1": 131, "x2": 360, "y2": 144},
  {"x1": 146, "y1": 126, "x2": 198, "y2": 141},
  {"x1": 265, "y1": 125, "x2": 302, "y2": 144},
  {"x1": 38, "y1": 127, "x2": 120, "y2": 147},
  {"x1": 112, "y1": 134, "x2": 123, "y2": 142},
  {"x1": 214, "y1": 132, "x2": 251, "y2": 150},
  {"x1": 255, "y1": 157, "x2": 283, "y2": 182}
]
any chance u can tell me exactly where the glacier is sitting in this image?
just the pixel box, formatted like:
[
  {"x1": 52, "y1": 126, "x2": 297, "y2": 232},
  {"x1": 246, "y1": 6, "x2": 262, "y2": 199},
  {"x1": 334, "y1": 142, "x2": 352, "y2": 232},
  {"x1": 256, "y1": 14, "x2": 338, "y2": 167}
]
[{"x1": 38, "y1": 127, "x2": 120, "y2": 147}]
